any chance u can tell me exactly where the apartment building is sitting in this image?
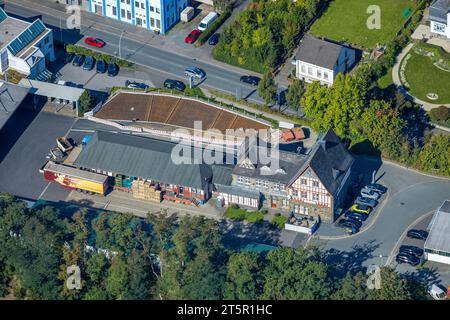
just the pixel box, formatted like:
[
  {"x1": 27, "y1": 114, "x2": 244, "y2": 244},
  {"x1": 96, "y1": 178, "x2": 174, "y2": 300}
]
[{"x1": 88, "y1": 0, "x2": 188, "y2": 34}]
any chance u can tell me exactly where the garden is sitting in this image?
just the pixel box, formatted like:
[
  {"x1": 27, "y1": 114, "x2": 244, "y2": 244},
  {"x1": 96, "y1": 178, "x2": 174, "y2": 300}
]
[
  {"x1": 309, "y1": 0, "x2": 419, "y2": 49},
  {"x1": 400, "y1": 43, "x2": 450, "y2": 104}
]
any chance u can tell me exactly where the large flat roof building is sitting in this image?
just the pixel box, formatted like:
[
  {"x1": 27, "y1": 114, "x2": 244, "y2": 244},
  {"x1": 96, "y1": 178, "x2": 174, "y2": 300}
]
[
  {"x1": 424, "y1": 200, "x2": 450, "y2": 265},
  {"x1": 0, "y1": 81, "x2": 30, "y2": 131}
]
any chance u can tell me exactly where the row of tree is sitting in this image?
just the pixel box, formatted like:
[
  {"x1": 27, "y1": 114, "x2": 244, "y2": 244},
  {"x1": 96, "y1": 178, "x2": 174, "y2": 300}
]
[
  {"x1": 213, "y1": 0, "x2": 327, "y2": 73},
  {"x1": 0, "y1": 193, "x2": 428, "y2": 300}
]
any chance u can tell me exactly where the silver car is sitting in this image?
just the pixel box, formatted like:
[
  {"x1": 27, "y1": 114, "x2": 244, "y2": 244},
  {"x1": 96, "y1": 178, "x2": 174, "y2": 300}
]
[
  {"x1": 355, "y1": 196, "x2": 377, "y2": 208},
  {"x1": 360, "y1": 188, "x2": 381, "y2": 200},
  {"x1": 184, "y1": 66, "x2": 206, "y2": 79}
]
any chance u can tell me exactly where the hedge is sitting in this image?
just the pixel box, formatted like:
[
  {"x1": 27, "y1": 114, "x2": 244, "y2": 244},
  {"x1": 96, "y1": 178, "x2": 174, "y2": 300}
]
[
  {"x1": 66, "y1": 44, "x2": 134, "y2": 68},
  {"x1": 195, "y1": 9, "x2": 232, "y2": 47}
]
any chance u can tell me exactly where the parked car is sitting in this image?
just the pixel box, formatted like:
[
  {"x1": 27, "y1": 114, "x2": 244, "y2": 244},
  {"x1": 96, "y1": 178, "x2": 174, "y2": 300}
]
[
  {"x1": 240, "y1": 75, "x2": 261, "y2": 86},
  {"x1": 185, "y1": 29, "x2": 201, "y2": 44},
  {"x1": 345, "y1": 211, "x2": 368, "y2": 222},
  {"x1": 96, "y1": 59, "x2": 107, "y2": 73},
  {"x1": 396, "y1": 253, "x2": 420, "y2": 266},
  {"x1": 365, "y1": 183, "x2": 387, "y2": 194},
  {"x1": 355, "y1": 196, "x2": 377, "y2": 208},
  {"x1": 428, "y1": 284, "x2": 448, "y2": 300},
  {"x1": 107, "y1": 63, "x2": 119, "y2": 77},
  {"x1": 64, "y1": 52, "x2": 75, "y2": 64},
  {"x1": 208, "y1": 33, "x2": 220, "y2": 46},
  {"x1": 407, "y1": 229, "x2": 428, "y2": 240},
  {"x1": 184, "y1": 67, "x2": 206, "y2": 79},
  {"x1": 198, "y1": 11, "x2": 219, "y2": 32},
  {"x1": 164, "y1": 79, "x2": 186, "y2": 91},
  {"x1": 84, "y1": 37, "x2": 106, "y2": 48},
  {"x1": 360, "y1": 188, "x2": 381, "y2": 200},
  {"x1": 350, "y1": 204, "x2": 371, "y2": 215},
  {"x1": 338, "y1": 219, "x2": 361, "y2": 231},
  {"x1": 125, "y1": 80, "x2": 149, "y2": 90},
  {"x1": 83, "y1": 56, "x2": 96, "y2": 71},
  {"x1": 72, "y1": 54, "x2": 85, "y2": 67},
  {"x1": 399, "y1": 245, "x2": 424, "y2": 258}
]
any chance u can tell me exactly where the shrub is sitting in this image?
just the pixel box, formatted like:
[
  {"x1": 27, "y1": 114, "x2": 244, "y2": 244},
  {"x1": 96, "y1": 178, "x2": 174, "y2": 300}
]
[
  {"x1": 66, "y1": 44, "x2": 134, "y2": 68},
  {"x1": 271, "y1": 214, "x2": 288, "y2": 229},
  {"x1": 428, "y1": 106, "x2": 450, "y2": 125},
  {"x1": 195, "y1": 9, "x2": 232, "y2": 47}
]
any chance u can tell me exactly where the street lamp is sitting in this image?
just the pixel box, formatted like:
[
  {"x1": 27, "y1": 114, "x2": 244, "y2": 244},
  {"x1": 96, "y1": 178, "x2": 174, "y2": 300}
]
[{"x1": 119, "y1": 30, "x2": 126, "y2": 59}]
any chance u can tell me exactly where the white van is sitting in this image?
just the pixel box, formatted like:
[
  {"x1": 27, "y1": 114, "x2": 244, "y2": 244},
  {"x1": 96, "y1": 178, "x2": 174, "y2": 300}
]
[{"x1": 198, "y1": 12, "x2": 218, "y2": 32}]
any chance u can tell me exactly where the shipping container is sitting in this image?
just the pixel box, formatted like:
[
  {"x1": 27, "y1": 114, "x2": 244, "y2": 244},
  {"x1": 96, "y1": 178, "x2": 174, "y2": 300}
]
[{"x1": 42, "y1": 161, "x2": 109, "y2": 195}]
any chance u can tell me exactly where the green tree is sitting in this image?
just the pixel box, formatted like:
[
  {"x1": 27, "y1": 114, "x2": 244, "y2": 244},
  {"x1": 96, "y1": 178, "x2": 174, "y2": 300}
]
[
  {"x1": 257, "y1": 71, "x2": 277, "y2": 105},
  {"x1": 79, "y1": 90, "x2": 96, "y2": 116},
  {"x1": 417, "y1": 134, "x2": 450, "y2": 176},
  {"x1": 332, "y1": 272, "x2": 368, "y2": 300},
  {"x1": 286, "y1": 79, "x2": 305, "y2": 111},
  {"x1": 224, "y1": 252, "x2": 262, "y2": 300},
  {"x1": 367, "y1": 267, "x2": 412, "y2": 300}
]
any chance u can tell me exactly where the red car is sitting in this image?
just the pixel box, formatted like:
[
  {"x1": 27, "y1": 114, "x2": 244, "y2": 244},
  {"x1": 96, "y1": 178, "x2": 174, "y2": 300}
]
[
  {"x1": 84, "y1": 37, "x2": 106, "y2": 48},
  {"x1": 185, "y1": 29, "x2": 201, "y2": 44}
]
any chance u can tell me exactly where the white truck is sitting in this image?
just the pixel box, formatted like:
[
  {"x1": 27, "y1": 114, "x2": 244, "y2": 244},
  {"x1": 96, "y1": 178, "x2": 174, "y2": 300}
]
[
  {"x1": 198, "y1": 12, "x2": 218, "y2": 31},
  {"x1": 428, "y1": 284, "x2": 448, "y2": 300}
]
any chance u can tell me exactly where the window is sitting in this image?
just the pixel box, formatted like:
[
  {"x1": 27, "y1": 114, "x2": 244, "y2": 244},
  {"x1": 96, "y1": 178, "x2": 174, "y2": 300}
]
[
  {"x1": 141, "y1": 2, "x2": 145, "y2": 9},
  {"x1": 136, "y1": 17, "x2": 142, "y2": 25},
  {"x1": 263, "y1": 181, "x2": 269, "y2": 189},
  {"x1": 313, "y1": 193, "x2": 319, "y2": 201},
  {"x1": 433, "y1": 22, "x2": 446, "y2": 33},
  {"x1": 324, "y1": 72, "x2": 329, "y2": 80},
  {"x1": 273, "y1": 184, "x2": 280, "y2": 191},
  {"x1": 121, "y1": 9, "x2": 125, "y2": 18},
  {"x1": 244, "y1": 178, "x2": 251, "y2": 186},
  {"x1": 255, "y1": 180, "x2": 261, "y2": 188},
  {"x1": 112, "y1": 6, "x2": 117, "y2": 16},
  {"x1": 312, "y1": 181, "x2": 319, "y2": 188},
  {"x1": 150, "y1": 17, "x2": 155, "y2": 27},
  {"x1": 317, "y1": 70, "x2": 322, "y2": 78},
  {"x1": 150, "y1": 6, "x2": 154, "y2": 12},
  {"x1": 135, "y1": 1, "x2": 140, "y2": 7},
  {"x1": 301, "y1": 65, "x2": 306, "y2": 74},
  {"x1": 126, "y1": 0, "x2": 130, "y2": 4},
  {"x1": 237, "y1": 176, "x2": 244, "y2": 185},
  {"x1": 301, "y1": 191, "x2": 307, "y2": 199},
  {"x1": 308, "y1": 67, "x2": 313, "y2": 75},
  {"x1": 301, "y1": 178, "x2": 307, "y2": 186},
  {"x1": 127, "y1": 10, "x2": 131, "y2": 20},
  {"x1": 156, "y1": 7, "x2": 160, "y2": 13}
]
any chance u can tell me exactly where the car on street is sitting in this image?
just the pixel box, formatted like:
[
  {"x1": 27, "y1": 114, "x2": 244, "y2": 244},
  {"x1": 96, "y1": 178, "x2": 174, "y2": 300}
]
[
  {"x1": 72, "y1": 54, "x2": 85, "y2": 67},
  {"x1": 64, "y1": 52, "x2": 75, "y2": 64},
  {"x1": 407, "y1": 229, "x2": 428, "y2": 240},
  {"x1": 164, "y1": 79, "x2": 186, "y2": 91},
  {"x1": 365, "y1": 183, "x2": 387, "y2": 194},
  {"x1": 125, "y1": 80, "x2": 149, "y2": 90},
  {"x1": 107, "y1": 63, "x2": 119, "y2": 77},
  {"x1": 83, "y1": 56, "x2": 96, "y2": 71},
  {"x1": 338, "y1": 218, "x2": 362, "y2": 230},
  {"x1": 355, "y1": 196, "x2": 377, "y2": 208},
  {"x1": 396, "y1": 253, "x2": 420, "y2": 266},
  {"x1": 360, "y1": 188, "x2": 381, "y2": 200},
  {"x1": 185, "y1": 67, "x2": 206, "y2": 79},
  {"x1": 96, "y1": 59, "x2": 107, "y2": 73},
  {"x1": 350, "y1": 204, "x2": 371, "y2": 215},
  {"x1": 185, "y1": 29, "x2": 202, "y2": 44},
  {"x1": 345, "y1": 211, "x2": 368, "y2": 222},
  {"x1": 399, "y1": 245, "x2": 424, "y2": 258},
  {"x1": 208, "y1": 33, "x2": 220, "y2": 46},
  {"x1": 84, "y1": 37, "x2": 106, "y2": 48},
  {"x1": 240, "y1": 75, "x2": 261, "y2": 86}
]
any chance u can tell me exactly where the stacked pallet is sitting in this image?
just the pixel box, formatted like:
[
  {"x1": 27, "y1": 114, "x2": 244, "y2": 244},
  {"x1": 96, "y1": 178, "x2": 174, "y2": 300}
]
[
  {"x1": 115, "y1": 175, "x2": 123, "y2": 188},
  {"x1": 132, "y1": 180, "x2": 162, "y2": 202}
]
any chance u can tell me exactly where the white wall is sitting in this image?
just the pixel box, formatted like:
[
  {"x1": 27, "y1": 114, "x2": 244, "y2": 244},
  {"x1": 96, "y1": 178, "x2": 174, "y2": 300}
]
[
  {"x1": 296, "y1": 60, "x2": 334, "y2": 86},
  {"x1": 426, "y1": 253, "x2": 450, "y2": 265},
  {"x1": 430, "y1": 18, "x2": 450, "y2": 39}
]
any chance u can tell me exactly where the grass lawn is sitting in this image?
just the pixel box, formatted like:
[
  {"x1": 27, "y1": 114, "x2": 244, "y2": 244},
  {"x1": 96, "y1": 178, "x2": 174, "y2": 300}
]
[
  {"x1": 309, "y1": 0, "x2": 417, "y2": 49},
  {"x1": 403, "y1": 52, "x2": 450, "y2": 104},
  {"x1": 224, "y1": 206, "x2": 265, "y2": 223},
  {"x1": 377, "y1": 67, "x2": 394, "y2": 89}
]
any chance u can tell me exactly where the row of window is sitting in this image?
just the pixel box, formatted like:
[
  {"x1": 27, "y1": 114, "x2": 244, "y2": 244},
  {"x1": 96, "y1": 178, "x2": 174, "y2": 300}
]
[
  {"x1": 299, "y1": 178, "x2": 320, "y2": 188},
  {"x1": 425, "y1": 248, "x2": 450, "y2": 257},
  {"x1": 236, "y1": 177, "x2": 286, "y2": 192},
  {"x1": 433, "y1": 22, "x2": 446, "y2": 33},
  {"x1": 300, "y1": 64, "x2": 330, "y2": 81}
]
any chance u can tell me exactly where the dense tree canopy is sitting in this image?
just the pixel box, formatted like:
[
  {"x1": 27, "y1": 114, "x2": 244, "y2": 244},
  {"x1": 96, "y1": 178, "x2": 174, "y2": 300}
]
[{"x1": 0, "y1": 194, "x2": 428, "y2": 300}]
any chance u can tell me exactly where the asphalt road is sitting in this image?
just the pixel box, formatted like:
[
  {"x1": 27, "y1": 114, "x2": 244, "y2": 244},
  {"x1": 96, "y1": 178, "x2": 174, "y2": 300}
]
[{"x1": 1, "y1": 0, "x2": 268, "y2": 104}]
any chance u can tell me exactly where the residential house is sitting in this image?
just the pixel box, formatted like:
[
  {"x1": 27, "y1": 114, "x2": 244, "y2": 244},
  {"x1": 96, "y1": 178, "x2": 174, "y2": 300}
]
[
  {"x1": 88, "y1": 0, "x2": 188, "y2": 34},
  {"x1": 429, "y1": 0, "x2": 450, "y2": 39},
  {"x1": 295, "y1": 35, "x2": 356, "y2": 86},
  {"x1": 220, "y1": 130, "x2": 354, "y2": 222},
  {"x1": 0, "y1": 8, "x2": 55, "y2": 80}
]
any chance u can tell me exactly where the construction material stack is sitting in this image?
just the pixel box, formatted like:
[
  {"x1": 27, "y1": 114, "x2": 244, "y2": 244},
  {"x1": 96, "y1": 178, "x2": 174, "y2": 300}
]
[{"x1": 132, "y1": 180, "x2": 162, "y2": 203}]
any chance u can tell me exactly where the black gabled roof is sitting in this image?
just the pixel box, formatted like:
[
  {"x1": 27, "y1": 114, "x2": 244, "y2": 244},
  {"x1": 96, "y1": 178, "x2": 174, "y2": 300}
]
[
  {"x1": 288, "y1": 130, "x2": 354, "y2": 194},
  {"x1": 295, "y1": 35, "x2": 345, "y2": 69},
  {"x1": 74, "y1": 131, "x2": 232, "y2": 189},
  {"x1": 430, "y1": 0, "x2": 450, "y2": 24}
]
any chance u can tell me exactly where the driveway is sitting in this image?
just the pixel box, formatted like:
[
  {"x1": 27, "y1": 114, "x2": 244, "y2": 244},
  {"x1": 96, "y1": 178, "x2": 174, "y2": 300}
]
[{"x1": 310, "y1": 157, "x2": 450, "y2": 272}]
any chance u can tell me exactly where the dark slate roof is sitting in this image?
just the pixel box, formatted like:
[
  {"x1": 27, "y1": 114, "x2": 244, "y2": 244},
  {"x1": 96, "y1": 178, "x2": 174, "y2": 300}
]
[
  {"x1": 295, "y1": 35, "x2": 344, "y2": 69},
  {"x1": 74, "y1": 131, "x2": 233, "y2": 189},
  {"x1": 232, "y1": 147, "x2": 309, "y2": 185},
  {"x1": 430, "y1": 0, "x2": 450, "y2": 24},
  {"x1": 424, "y1": 200, "x2": 450, "y2": 254}
]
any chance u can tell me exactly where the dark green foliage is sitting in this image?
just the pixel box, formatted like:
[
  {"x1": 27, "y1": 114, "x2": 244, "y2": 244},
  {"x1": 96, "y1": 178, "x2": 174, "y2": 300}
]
[
  {"x1": 195, "y1": 9, "x2": 232, "y2": 47},
  {"x1": 79, "y1": 90, "x2": 96, "y2": 116}
]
